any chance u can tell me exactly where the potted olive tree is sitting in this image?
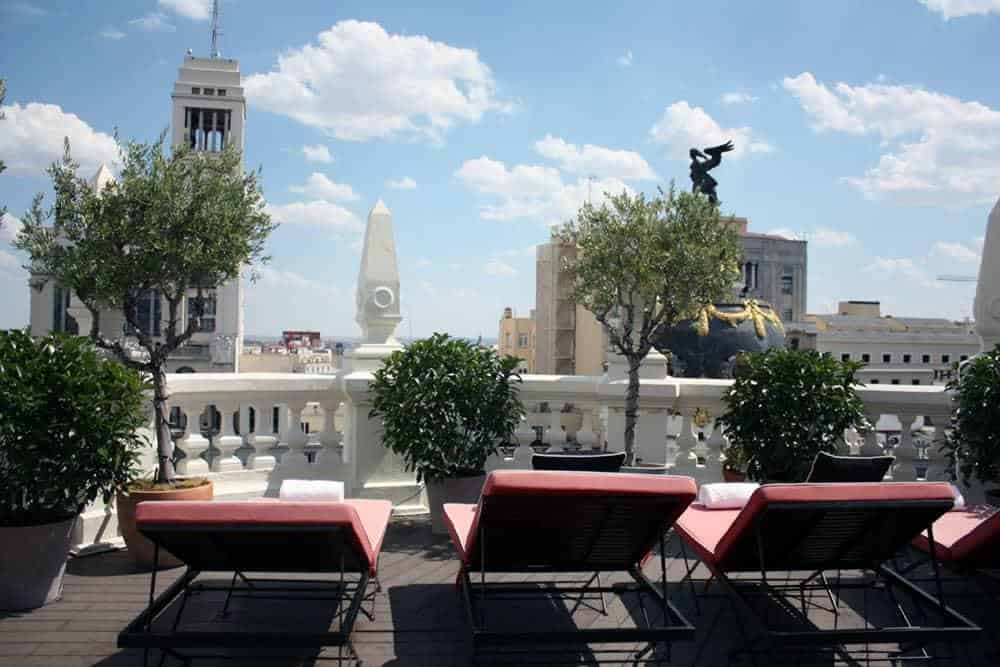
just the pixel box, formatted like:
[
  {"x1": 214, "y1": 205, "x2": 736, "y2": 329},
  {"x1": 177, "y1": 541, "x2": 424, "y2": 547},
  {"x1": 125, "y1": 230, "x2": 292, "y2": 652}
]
[
  {"x1": 943, "y1": 345, "x2": 1000, "y2": 505},
  {"x1": 369, "y1": 333, "x2": 524, "y2": 534},
  {"x1": 720, "y1": 349, "x2": 870, "y2": 482},
  {"x1": 16, "y1": 136, "x2": 274, "y2": 567},
  {"x1": 0, "y1": 331, "x2": 147, "y2": 610}
]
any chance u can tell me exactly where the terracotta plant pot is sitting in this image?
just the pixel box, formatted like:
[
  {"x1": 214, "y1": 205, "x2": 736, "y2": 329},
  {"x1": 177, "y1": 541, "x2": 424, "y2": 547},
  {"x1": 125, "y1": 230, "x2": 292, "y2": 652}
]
[
  {"x1": 0, "y1": 517, "x2": 76, "y2": 610},
  {"x1": 117, "y1": 480, "x2": 213, "y2": 569},
  {"x1": 425, "y1": 473, "x2": 486, "y2": 535},
  {"x1": 723, "y1": 468, "x2": 747, "y2": 483}
]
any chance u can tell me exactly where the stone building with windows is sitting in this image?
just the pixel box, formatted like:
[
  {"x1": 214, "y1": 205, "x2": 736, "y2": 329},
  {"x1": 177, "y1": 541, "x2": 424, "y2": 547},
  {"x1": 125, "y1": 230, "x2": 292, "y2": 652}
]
[
  {"x1": 28, "y1": 52, "x2": 246, "y2": 372},
  {"x1": 498, "y1": 307, "x2": 536, "y2": 374},
  {"x1": 787, "y1": 301, "x2": 980, "y2": 386}
]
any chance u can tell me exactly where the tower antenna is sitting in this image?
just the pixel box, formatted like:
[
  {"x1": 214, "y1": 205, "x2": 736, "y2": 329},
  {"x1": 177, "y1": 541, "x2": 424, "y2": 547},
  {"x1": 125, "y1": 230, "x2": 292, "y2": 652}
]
[{"x1": 210, "y1": 0, "x2": 222, "y2": 58}]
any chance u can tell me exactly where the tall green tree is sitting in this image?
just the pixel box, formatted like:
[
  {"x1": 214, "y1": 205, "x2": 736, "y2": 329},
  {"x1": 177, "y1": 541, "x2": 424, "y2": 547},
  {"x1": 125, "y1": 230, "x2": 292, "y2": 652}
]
[
  {"x1": 15, "y1": 136, "x2": 276, "y2": 483},
  {"x1": 557, "y1": 186, "x2": 741, "y2": 463}
]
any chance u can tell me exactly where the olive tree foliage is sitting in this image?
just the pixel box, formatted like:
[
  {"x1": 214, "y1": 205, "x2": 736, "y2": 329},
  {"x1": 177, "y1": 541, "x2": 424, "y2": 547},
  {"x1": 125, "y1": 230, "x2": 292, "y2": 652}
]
[
  {"x1": 15, "y1": 135, "x2": 276, "y2": 483},
  {"x1": 556, "y1": 186, "x2": 742, "y2": 463}
]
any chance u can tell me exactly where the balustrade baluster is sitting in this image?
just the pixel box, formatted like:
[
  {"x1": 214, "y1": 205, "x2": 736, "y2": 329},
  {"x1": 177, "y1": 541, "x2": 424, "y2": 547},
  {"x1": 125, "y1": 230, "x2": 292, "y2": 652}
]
[
  {"x1": 923, "y1": 419, "x2": 951, "y2": 482},
  {"x1": 703, "y1": 419, "x2": 726, "y2": 483},
  {"x1": 246, "y1": 402, "x2": 277, "y2": 471},
  {"x1": 175, "y1": 401, "x2": 210, "y2": 475},
  {"x1": 672, "y1": 408, "x2": 699, "y2": 476},
  {"x1": 211, "y1": 402, "x2": 244, "y2": 472},
  {"x1": 892, "y1": 412, "x2": 918, "y2": 482},
  {"x1": 861, "y1": 412, "x2": 885, "y2": 457}
]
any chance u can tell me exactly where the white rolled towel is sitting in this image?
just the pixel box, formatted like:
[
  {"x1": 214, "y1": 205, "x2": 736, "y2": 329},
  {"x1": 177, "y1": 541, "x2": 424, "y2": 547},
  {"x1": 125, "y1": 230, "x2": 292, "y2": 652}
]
[
  {"x1": 279, "y1": 479, "x2": 345, "y2": 502},
  {"x1": 697, "y1": 482, "x2": 760, "y2": 510}
]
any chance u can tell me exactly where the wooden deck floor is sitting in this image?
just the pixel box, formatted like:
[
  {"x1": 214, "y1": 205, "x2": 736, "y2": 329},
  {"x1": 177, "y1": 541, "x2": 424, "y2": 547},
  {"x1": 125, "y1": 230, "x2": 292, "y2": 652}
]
[{"x1": 0, "y1": 516, "x2": 996, "y2": 666}]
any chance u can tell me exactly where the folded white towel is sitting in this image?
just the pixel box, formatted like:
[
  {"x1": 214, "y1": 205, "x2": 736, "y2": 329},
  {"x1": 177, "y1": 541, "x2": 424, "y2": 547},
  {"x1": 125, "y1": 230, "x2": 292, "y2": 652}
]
[
  {"x1": 950, "y1": 483, "x2": 966, "y2": 509},
  {"x1": 697, "y1": 482, "x2": 760, "y2": 510},
  {"x1": 279, "y1": 479, "x2": 345, "y2": 502}
]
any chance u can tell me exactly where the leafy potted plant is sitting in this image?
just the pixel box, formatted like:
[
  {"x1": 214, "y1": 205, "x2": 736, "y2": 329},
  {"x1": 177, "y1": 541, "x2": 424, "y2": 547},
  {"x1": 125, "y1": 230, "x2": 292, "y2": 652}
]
[
  {"x1": 943, "y1": 345, "x2": 1000, "y2": 505},
  {"x1": 720, "y1": 349, "x2": 870, "y2": 483},
  {"x1": 0, "y1": 331, "x2": 147, "y2": 610},
  {"x1": 16, "y1": 136, "x2": 274, "y2": 567},
  {"x1": 369, "y1": 333, "x2": 524, "y2": 534}
]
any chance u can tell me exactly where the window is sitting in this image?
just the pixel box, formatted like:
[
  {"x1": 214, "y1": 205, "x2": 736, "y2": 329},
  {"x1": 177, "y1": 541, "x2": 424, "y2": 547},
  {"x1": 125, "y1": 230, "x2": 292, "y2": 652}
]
[
  {"x1": 184, "y1": 107, "x2": 232, "y2": 152},
  {"x1": 52, "y1": 286, "x2": 79, "y2": 334},
  {"x1": 912, "y1": 379, "x2": 921, "y2": 385},
  {"x1": 781, "y1": 275, "x2": 793, "y2": 295},
  {"x1": 191, "y1": 87, "x2": 201, "y2": 94},
  {"x1": 217, "y1": 88, "x2": 226, "y2": 96},
  {"x1": 903, "y1": 354, "x2": 911, "y2": 363},
  {"x1": 841, "y1": 353, "x2": 851, "y2": 362},
  {"x1": 203, "y1": 88, "x2": 215, "y2": 95},
  {"x1": 891, "y1": 379, "x2": 900, "y2": 385},
  {"x1": 126, "y1": 289, "x2": 161, "y2": 337},
  {"x1": 882, "y1": 353, "x2": 891, "y2": 363},
  {"x1": 518, "y1": 333, "x2": 529, "y2": 348},
  {"x1": 871, "y1": 379, "x2": 880, "y2": 384},
  {"x1": 186, "y1": 291, "x2": 216, "y2": 333},
  {"x1": 862, "y1": 353, "x2": 871, "y2": 363},
  {"x1": 272, "y1": 406, "x2": 280, "y2": 434},
  {"x1": 782, "y1": 308, "x2": 793, "y2": 322},
  {"x1": 942, "y1": 354, "x2": 950, "y2": 364},
  {"x1": 505, "y1": 333, "x2": 511, "y2": 347},
  {"x1": 960, "y1": 355, "x2": 969, "y2": 362},
  {"x1": 789, "y1": 337, "x2": 800, "y2": 350},
  {"x1": 921, "y1": 354, "x2": 930, "y2": 363}
]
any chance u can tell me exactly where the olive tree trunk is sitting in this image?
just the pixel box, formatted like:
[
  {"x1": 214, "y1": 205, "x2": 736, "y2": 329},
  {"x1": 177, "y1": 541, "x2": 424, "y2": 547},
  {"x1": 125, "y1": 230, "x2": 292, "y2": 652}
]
[
  {"x1": 623, "y1": 356, "x2": 642, "y2": 466},
  {"x1": 150, "y1": 367, "x2": 175, "y2": 484}
]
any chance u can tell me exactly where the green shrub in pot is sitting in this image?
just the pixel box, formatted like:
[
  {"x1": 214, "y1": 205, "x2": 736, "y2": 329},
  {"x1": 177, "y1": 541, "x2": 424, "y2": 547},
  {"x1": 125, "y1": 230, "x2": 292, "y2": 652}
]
[
  {"x1": 719, "y1": 348, "x2": 870, "y2": 483},
  {"x1": 369, "y1": 333, "x2": 524, "y2": 532},
  {"x1": 942, "y1": 345, "x2": 1000, "y2": 500},
  {"x1": 0, "y1": 330, "x2": 147, "y2": 609}
]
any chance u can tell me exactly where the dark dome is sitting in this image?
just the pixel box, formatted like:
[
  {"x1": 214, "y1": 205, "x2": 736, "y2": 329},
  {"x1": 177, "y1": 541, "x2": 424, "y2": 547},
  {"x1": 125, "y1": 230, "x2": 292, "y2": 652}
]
[{"x1": 654, "y1": 300, "x2": 786, "y2": 379}]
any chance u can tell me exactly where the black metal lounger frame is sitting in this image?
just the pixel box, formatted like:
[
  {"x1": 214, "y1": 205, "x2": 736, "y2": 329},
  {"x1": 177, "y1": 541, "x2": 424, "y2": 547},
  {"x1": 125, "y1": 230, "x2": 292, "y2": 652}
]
[
  {"x1": 677, "y1": 499, "x2": 981, "y2": 665},
  {"x1": 118, "y1": 524, "x2": 378, "y2": 666},
  {"x1": 457, "y1": 493, "x2": 696, "y2": 664}
]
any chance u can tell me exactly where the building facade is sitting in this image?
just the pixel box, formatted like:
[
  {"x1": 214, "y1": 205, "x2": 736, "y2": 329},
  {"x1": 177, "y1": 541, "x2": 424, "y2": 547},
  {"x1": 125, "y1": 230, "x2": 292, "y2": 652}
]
[
  {"x1": 787, "y1": 301, "x2": 979, "y2": 385},
  {"x1": 533, "y1": 217, "x2": 804, "y2": 375},
  {"x1": 498, "y1": 307, "x2": 536, "y2": 374},
  {"x1": 28, "y1": 53, "x2": 247, "y2": 372}
]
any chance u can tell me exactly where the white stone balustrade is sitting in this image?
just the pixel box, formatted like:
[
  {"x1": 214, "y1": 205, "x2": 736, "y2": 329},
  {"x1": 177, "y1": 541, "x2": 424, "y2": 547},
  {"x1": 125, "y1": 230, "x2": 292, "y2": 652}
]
[{"x1": 73, "y1": 367, "x2": 983, "y2": 550}]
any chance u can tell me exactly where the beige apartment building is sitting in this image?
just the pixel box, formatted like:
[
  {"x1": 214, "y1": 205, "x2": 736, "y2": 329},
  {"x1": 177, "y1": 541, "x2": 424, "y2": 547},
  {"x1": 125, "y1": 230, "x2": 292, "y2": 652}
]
[
  {"x1": 532, "y1": 217, "x2": 806, "y2": 376},
  {"x1": 498, "y1": 307, "x2": 536, "y2": 373}
]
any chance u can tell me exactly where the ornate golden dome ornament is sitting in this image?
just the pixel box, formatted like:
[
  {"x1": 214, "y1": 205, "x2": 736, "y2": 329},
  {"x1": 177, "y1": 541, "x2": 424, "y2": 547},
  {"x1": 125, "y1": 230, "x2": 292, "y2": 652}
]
[{"x1": 694, "y1": 299, "x2": 785, "y2": 338}]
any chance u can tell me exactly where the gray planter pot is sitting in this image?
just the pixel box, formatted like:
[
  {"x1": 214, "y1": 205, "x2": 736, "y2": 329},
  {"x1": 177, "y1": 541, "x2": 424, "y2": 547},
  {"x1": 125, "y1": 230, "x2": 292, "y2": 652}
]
[
  {"x1": 425, "y1": 474, "x2": 486, "y2": 535},
  {"x1": 0, "y1": 517, "x2": 76, "y2": 611}
]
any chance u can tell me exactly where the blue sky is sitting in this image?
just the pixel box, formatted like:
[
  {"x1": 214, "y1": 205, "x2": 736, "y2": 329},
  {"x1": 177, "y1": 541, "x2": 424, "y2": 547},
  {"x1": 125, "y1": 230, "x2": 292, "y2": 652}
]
[{"x1": 1, "y1": 0, "x2": 998, "y2": 338}]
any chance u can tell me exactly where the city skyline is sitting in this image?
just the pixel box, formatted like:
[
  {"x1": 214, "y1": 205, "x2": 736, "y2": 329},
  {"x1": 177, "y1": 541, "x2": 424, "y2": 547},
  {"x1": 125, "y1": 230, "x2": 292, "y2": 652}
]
[{"x1": 1, "y1": 0, "x2": 996, "y2": 338}]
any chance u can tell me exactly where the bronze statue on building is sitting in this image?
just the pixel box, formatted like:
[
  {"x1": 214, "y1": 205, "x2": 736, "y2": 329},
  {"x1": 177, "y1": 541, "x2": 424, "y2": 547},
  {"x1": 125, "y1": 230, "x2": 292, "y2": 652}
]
[{"x1": 689, "y1": 140, "x2": 734, "y2": 203}]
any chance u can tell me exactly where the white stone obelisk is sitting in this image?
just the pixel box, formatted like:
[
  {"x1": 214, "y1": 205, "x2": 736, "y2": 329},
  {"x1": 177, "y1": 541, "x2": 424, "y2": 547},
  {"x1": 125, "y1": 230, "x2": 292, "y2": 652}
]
[
  {"x1": 974, "y1": 198, "x2": 1000, "y2": 352},
  {"x1": 346, "y1": 199, "x2": 404, "y2": 371}
]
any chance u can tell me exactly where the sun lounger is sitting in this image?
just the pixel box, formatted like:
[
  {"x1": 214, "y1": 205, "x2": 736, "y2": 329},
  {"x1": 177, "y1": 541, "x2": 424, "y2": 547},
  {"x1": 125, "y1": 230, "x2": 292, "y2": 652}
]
[
  {"x1": 118, "y1": 499, "x2": 392, "y2": 665},
  {"x1": 531, "y1": 451, "x2": 627, "y2": 472},
  {"x1": 674, "y1": 482, "x2": 979, "y2": 661},
  {"x1": 443, "y1": 470, "x2": 697, "y2": 660}
]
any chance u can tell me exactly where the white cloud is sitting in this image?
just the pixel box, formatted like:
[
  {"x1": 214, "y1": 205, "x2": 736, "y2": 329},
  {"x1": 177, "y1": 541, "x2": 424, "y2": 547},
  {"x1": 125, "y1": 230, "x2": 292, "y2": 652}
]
[
  {"x1": 386, "y1": 176, "x2": 417, "y2": 190},
  {"x1": 782, "y1": 71, "x2": 1000, "y2": 202},
  {"x1": 499, "y1": 245, "x2": 537, "y2": 259},
  {"x1": 649, "y1": 101, "x2": 773, "y2": 159},
  {"x1": 415, "y1": 256, "x2": 432, "y2": 267},
  {"x1": 301, "y1": 144, "x2": 333, "y2": 163},
  {"x1": 534, "y1": 134, "x2": 657, "y2": 181},
  {"x1": 288, "y1": 173, "x2": 359, "y2": 202},
  {"x1": 128, "y1": 12, "x2": 176, "y2": 32},
  {"x1": 483, "y1": 258, "x2": 518, "y2": 277},
  {"x1": 100, "y1": 28, "x2": 125, "y2": 40},
  {"x1": 918, "y1": 0, "x2": 1000, "y2": 18},
  {"x1": 1, "y1": 213, "x2": 23, "y2": 245},
  {"x1": 933, "y1": 240, "x2": 981, "y2": 263},
  {"x1": 158, "y1": 0, "x2": 211, "y2": 21},
  {"x1": 617, "y1": 50, "x2": 633, "y2": 67},
  {"x1": 455, "y1": 155, "x2": 632, "y2": 227},
  {"x1": 765, "y1": 226, "x2": 856, "y2": 246},
  {"x1": 864, "y1": 256, "x2": 938, "y2": 289},
  {"x1": 721, "y1": 92, "x2": 757, "y2": 105},
  {"x1": 5, "y1": 3, "x2": 47, "y2": 17},
  {"x1": 265, "y1": 200, "x2": 362, "y2": 231},
  {"x1": 244, "y1": 265, "x2": 355, "y2": 337},
  {"x1": 0, "y1": 103, "x2": 118, "y2": 176},
  {"x1": 244, "y1": 20, "x2": 509, "y2": 143}
]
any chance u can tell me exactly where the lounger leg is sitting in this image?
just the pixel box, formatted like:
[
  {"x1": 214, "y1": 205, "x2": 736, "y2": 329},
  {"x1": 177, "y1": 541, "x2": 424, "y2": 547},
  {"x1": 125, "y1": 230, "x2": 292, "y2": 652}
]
[{"x1": 221, "y1": 571, "x2": 239, "y2": 617}]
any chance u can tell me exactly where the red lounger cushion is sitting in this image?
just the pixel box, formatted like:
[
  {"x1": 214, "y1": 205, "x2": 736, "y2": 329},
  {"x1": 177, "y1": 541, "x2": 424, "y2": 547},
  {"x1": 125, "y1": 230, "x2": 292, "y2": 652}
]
[
  {"x1": 136, "y1": 499, "x2": 392, "y2": 575},
  {"x1": 443, "y1": 470, "x2": 697, "y2": 567},
  {"x1": 676, "y1": 482, "x2": 956, "y2": 572},
  {"x1": 913, "y1": 506, "x2": 1000, "y2": 565}
]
